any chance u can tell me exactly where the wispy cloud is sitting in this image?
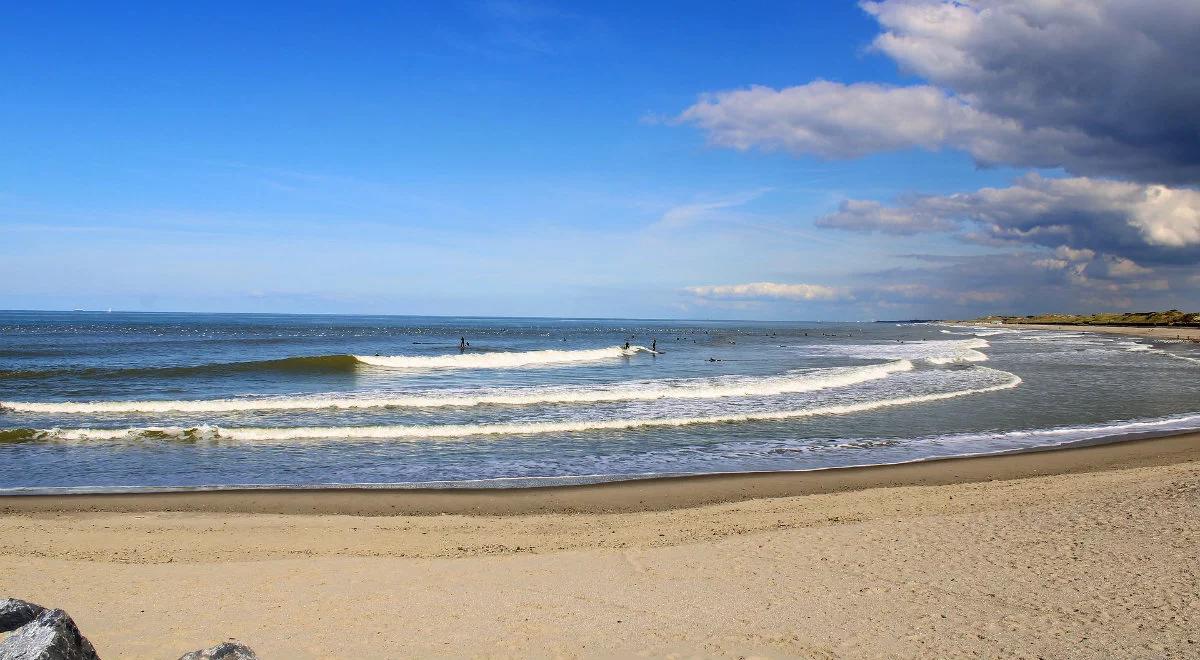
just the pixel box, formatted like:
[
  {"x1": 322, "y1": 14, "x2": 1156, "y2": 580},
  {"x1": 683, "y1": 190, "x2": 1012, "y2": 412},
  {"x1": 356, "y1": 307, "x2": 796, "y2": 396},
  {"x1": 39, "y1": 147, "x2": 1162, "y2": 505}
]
[
  {"x1": 652, "y1": 188, "x2": 771, "y2": 229},
  {"x1": 686, "y1": 281, "x2": 846, "y2": 302}
]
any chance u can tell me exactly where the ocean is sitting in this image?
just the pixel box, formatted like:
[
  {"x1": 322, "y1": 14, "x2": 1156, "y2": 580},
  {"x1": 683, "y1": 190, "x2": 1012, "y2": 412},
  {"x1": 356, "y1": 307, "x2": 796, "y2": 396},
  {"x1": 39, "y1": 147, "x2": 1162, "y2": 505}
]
[{"x1": 1, "y1": 310, "x2": 1198, "y2": 492}]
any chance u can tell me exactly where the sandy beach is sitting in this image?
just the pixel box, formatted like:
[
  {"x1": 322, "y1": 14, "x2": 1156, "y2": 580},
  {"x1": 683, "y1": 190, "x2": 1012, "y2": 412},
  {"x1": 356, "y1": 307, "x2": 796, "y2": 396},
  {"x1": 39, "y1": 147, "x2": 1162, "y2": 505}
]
[
  {"x1": 6, "y1": 0, "x2": 1199, "y2": 655},
  {"x1": 3, "y1": 432, "x2": 1199, "y2": 658}
]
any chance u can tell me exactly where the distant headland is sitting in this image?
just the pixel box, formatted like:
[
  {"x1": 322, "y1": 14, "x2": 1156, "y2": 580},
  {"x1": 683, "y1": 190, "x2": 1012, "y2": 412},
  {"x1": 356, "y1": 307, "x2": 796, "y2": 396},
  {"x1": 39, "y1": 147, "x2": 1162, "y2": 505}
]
[{"x1": 966, "y1": 309, "x2": 1200, "y2": 328}]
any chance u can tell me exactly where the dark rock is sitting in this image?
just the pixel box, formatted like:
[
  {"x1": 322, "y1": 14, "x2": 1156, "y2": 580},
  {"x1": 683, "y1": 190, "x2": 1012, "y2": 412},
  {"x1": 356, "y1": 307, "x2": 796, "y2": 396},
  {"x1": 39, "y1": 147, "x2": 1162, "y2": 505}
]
[
  {"x1": 0, "y1": 609, "x2": 99, "y2": 660},
  {"x1": 177, "y1": 642, "x2": 256, "y2": 660},
  {"x1": 0, "y1": 600, "x2": 45, "y2": 634}
]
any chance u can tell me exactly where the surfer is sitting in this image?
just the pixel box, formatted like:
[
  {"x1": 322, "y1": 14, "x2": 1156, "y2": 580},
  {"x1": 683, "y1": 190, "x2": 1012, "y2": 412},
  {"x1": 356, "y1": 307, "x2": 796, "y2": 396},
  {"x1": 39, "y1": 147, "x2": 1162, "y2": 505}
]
[
  {"x1": 459, "y1": 337, "x2": 469, "y2": 351},
  {"x1": 623, "y1": 340, "x2": 630, "y2": 350},
  {"x1": 651, "y1": 339, "x2": 657, "y2": 352}
]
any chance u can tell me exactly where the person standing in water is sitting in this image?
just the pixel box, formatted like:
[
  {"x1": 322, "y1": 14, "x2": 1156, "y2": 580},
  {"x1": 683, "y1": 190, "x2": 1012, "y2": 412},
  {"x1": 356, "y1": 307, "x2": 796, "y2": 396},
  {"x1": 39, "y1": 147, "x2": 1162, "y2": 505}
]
[{"x1": 459, "y1": 336, "x2": 469, "y2": 352}]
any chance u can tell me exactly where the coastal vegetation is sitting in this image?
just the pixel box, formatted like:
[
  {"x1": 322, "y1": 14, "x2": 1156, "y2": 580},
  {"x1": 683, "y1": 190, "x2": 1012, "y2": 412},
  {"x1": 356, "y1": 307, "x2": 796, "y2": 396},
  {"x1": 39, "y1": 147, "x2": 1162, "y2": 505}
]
[{"x1": 972, "y1": 310, "x2": 1200, "y2": 327}]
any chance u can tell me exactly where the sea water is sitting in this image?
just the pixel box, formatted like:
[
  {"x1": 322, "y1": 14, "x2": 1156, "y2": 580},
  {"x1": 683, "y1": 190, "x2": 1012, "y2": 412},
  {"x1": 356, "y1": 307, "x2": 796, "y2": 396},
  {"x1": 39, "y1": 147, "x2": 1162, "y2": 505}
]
[{"x1": 1, "y1": 311, "x2": 1198, "y2": 491}]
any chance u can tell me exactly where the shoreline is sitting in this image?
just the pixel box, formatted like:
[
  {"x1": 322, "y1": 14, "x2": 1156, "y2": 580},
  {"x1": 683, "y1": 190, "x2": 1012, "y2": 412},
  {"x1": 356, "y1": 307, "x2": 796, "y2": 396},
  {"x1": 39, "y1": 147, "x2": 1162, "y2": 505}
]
[
  {"x1": 4, "y1": 430, "x2": 1198, "y2": 516},
  {"x1": 3, "y1": 432, "x2": 1198, "y2": 657},
  {"x1": 3, "y1": 322, "x2": 1198, "y2": 515},
  {"x1": 5, "y1": 319, "x2": 1199, "y2": 657},
  {"x1": 981, "y1": 322, "x2": 1200, "y2": 341}
]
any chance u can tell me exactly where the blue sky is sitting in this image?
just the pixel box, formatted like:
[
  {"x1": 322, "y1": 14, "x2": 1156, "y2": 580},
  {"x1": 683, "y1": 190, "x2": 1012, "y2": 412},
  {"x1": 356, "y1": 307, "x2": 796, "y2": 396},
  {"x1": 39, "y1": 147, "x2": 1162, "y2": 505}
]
[{"x1": 3, "y1": 1, "x2": 1197, "y2": 319}]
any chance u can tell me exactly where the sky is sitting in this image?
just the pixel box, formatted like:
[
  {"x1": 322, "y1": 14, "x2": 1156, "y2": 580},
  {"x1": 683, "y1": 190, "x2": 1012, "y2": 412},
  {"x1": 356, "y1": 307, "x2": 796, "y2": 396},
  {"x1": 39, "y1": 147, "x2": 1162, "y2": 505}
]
[{"x1": 2, "y1": 0, "x2": 1197, "y2": 320}]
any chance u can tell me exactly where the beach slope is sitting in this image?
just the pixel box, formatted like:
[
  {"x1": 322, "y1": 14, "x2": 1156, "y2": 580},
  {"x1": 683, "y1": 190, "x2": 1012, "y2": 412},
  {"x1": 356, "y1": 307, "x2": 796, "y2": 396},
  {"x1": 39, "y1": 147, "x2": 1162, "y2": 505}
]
[{"x1": 2, "y1": 433, "x2": 1198, "y2": 657}]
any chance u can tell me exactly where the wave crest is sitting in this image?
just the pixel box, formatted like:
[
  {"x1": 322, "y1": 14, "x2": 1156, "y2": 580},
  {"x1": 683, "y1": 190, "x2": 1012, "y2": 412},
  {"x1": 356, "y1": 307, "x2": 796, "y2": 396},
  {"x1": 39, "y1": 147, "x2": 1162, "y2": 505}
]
[
  {"x1": 354, "y1": 345, "x2": 654, "y2": 370},
  {"x1": 810, "y1": 337, "x2": 991, "y2": 365},
  {"x1": 14, "y1": 368, "x2": 1021, "y2": 442},
  {"x1": 0, "y1": 360, "x2": 914, "y2": 413},
  {"x1": 0, "y1": 346, "x2": 655, "y2": 381}
]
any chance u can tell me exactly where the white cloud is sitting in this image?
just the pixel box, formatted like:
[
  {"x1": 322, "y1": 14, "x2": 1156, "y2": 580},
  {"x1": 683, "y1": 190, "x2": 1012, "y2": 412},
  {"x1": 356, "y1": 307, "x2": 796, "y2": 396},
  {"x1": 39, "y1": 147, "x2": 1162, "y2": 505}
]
[
  {"x1": 817, "y1": 174, "x2": 1200, "y2": 265},
  {"x1": 686, "y1": 281, "x2": 846, "y2": 301},
  {"x1": 670, "y1": 0, "x2": 1200, "y2": 315},
  {"x1": 816, "y1": 198, "x2": 956, "y2": 234},
  {"x1": 678, "y1": 81, "x2": 1027, "y2": 160},
  {"x1": 677, "y1": 0, "x2": 1200, "y2": 183}
]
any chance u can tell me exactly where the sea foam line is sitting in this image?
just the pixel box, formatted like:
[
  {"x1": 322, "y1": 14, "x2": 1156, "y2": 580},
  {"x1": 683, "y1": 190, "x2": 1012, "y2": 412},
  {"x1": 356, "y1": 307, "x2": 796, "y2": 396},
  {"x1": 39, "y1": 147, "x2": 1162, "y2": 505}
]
[
  {"x1": 354, "y1": 345, "x2": 654, "y2": 370},
  {"x1": 17, "y1": 369, "x2": 1021, "y2": 442},
  {"x1": 0, "y1": 360, "x2": 914, "y2": 413},
  {"x1": 810, "y1": 337, "x2": 991, "y2": 365}
]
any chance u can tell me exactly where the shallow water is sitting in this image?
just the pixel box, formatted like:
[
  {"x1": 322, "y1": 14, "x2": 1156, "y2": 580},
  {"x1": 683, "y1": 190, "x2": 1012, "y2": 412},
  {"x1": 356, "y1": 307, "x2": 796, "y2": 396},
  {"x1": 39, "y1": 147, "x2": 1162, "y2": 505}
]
[{"x1": 1, "y1": 311, "x2": 1198, "y2": 491}]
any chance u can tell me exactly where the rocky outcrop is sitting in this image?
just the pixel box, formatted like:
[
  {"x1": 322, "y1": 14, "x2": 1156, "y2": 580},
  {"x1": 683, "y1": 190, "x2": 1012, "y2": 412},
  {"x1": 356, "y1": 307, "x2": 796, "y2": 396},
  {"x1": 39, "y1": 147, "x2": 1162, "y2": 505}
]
[
  {"x1": 0, "y1": 608, "x2": 99, "y2": 660},
  {"x1": 1, "y1": 598, "x2": 257, "y2": 660},
  {"x1": 0, "y1": 599, "x2": 45, "y2": 633},
  {"x1": 177, "y1": 642, "x2": 257, "y2": 660}
]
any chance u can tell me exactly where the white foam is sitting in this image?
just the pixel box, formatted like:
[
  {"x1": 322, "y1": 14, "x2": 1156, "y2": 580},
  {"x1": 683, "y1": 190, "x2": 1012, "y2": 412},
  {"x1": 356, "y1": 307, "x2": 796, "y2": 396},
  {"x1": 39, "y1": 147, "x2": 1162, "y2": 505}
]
[
  {"x1": 940, "y1": 324, "x2": 1017, "y2": 337},
  {"x1": 1150, "y1": 348, "x2": 1200, "y2": 364},
  {"x1": 810, "y1": 337, "x2": 990, "y2": 365},
  {"x1": 1110, "y1": 341, "x2": 1200, "y2": 364},
  {"x1": 353, "y1": 345, "x2": 653, "y2": 370},
  {"x1": 1018, "y1": 333, "x2": 1090, "y2": 341},
  {"x1": 899, "y1": 411, "x2": 1200, "y2": 452},
  {"x1": 31, "y1": 369, "x2": 1021, "y2": 442},
  {"x1": 0, "y1": 360, "x2": 914, "y2": 413},
  {"x1": 1121, "y1": 341, "x2": 1153, "y2": 352}
]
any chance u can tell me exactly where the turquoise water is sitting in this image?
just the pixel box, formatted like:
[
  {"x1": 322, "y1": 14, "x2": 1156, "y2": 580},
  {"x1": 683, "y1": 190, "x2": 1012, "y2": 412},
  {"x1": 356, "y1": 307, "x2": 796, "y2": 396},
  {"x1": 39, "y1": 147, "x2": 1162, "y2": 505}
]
[{"x1": 1, "y1": 311, "x2": 1198, "y2": 491}]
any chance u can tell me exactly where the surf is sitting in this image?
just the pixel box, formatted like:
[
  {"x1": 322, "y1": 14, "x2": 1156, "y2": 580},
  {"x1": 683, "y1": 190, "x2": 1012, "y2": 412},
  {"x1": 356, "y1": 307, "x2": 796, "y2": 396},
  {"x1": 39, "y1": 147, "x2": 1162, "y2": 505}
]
[
  {"x1": 0, "y1": 360, "x2": 914, "y2": 413},
  {"x1": 0, "y1": 346, "x2": 655, "y2": 381},
  {"x1": 808, "y1": 337, "x2": 992, "y2": 365},
  {"x1": 353, "y1": 345, "x2": 655, "y2": 370},
  {"x1": 12, "y1": 368, "x2": 1021, "y2": 442}
]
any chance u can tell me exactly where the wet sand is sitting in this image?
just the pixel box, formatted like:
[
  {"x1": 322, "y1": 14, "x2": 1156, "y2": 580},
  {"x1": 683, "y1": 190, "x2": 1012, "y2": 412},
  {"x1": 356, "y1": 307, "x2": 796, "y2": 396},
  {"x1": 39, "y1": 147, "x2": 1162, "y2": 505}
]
[
  {"x1": 2, "y1": 432, "x2": 1199, "y2": 516},
  {"x1": 2, "y1": 432, "x2": 1199, "y2": 658}
]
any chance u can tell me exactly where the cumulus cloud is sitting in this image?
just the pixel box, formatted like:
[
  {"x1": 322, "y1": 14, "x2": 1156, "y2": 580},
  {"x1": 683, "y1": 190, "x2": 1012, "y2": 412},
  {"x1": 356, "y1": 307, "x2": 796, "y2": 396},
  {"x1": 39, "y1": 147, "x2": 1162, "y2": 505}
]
[
  {"x1": 817, "y1": 174, "x2": 1200, "y2": 265},
  {"x1": 684, "y1": 251, "x2": 1195, "y2": 316},
  {"x1": 686, "y1": 281, "x2": 846, "y2": 301},
  {"x1": 858, "y1": 252, "x2": 1192, "y2": 316},
  {"x1": 678, "y1": 0, "x2": 1200, "y2": 183},
  {"x1": 816, "y1": 198, "x2": 957, "y2": 235},
  {"x1": 678, "y1": 81, "x2": 1087, "y2": 171},
  {"x1": 678, "y1": 82, "x2": 1021, "y2": 160},
  {"x1": 673, "y1": 0, "x2": 1200, "y2": 314}
]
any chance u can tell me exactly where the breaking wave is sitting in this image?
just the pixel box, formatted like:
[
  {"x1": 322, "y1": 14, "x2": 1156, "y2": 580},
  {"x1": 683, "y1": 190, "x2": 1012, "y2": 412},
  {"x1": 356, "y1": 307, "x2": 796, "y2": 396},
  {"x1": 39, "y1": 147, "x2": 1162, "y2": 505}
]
[
  {"x1": 1115, "y1": 341, "x2": 1200, "y2": 364},
  {"x1": 0, "y1": 346, "x2": 656, "y2": 380},
  {"x1": 354, "y1": 345, "x2": 655, "y2": 370},
  {"x1": 810, "y1": 337, "x2": 991, "y2": 365},
  {"x1": 6, "y1": 369, "x2": 1021, "y2": 442},
  {"x1": 0, "y1": 360, "x2": 914, "y2": 413}
]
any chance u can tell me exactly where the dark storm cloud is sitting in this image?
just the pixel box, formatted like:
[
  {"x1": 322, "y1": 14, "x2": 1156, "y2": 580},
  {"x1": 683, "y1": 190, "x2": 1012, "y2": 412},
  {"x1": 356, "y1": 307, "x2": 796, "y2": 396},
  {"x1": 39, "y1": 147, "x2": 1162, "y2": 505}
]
[
  {"x1": 680, "y1": 0, "x2": 1200, "y2": 183},
  {"x1": 817, "y1": 174, "x2": 1200, "y2": 266}
]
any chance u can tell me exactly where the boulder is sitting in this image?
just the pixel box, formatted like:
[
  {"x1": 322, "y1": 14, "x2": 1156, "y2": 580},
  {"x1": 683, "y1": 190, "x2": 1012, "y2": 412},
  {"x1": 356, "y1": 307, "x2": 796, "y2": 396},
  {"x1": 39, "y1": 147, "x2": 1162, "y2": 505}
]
[
  {"x1": 177, "y1": 642, "x2": 256, "y2": 660},
  {"x1": 0, "y1": 600, "x2": 45, "y2": 634},
  {"x1": 0, "y1": 609, "x2": 99, "y2": 660}
]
